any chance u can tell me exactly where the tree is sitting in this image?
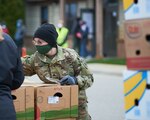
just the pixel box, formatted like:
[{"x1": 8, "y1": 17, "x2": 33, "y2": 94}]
[{"x1": 0, "y1": 0, "x2": 25, "y2": 36}]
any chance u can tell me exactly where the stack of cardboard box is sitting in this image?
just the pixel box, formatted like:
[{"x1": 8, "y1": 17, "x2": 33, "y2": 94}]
[
  {"x1": 12, "y1": 83, "x2": 78, "y2": 120},
  {"x1": 12, "y1": 86, "x2": 34, "y2": 120},
  {"x1": 123, "y1": 0, "x2": 150, "y2": 120}
]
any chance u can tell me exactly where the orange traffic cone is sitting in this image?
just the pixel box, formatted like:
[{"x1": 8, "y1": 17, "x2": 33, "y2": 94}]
[{"x1": 22, "y1": 47, "x2": 27, "y2": 57}]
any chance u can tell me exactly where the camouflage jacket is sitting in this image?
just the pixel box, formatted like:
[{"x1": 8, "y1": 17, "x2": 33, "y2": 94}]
[{"x1": 22, "y1": 46, "x2": 94, "y2": 91}]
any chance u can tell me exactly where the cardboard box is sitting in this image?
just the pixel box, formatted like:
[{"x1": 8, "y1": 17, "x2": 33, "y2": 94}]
[
  {"x1": 123, "y1": 70, "x2": 150, "y2": 120},
  {"x1": 55, "y1": 118, "x2": 76, "y2": 120},
  {"x1": 123, "y1": 0, "x2": 150, "y2": 20},
  {"x1": 35, "y1": 85, "x2": 78, "y2": 120},
  {"x1": 12, "y1": 86, "x2": 34, "y2": 120},
  {"x1": 124, "y1": 19, "x2": 150, "y2": 70}
]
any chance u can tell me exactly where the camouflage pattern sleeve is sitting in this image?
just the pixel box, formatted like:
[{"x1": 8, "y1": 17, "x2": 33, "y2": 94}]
[
  {"x1": 69, "y1": 49, "x2": 94, "y2": 90},
  {"x1": 75, "y1": 57, "x2": 94, "y2": 90},
  {"x1": 21, "y1": 54, "x2": 36, "y2": 76}
]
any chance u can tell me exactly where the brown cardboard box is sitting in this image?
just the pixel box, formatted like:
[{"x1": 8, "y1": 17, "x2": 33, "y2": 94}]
[
  {"x1": 35, "y1": 85, "x2": 78, "y2": 120},
  {"x1": 12, "y1": 86, "x2": 34, "y2": 120},
  {"x1": 55, "y1": 118, "x2": 76, "y2": 120},
  {"x1": 124, "y1": 19, "x2": 150, "y2": 70}
]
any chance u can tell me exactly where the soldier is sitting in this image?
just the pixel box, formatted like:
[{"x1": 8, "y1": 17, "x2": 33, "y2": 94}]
[{"x1": 22, "y1": 23, "x2": 94, "y2": 120}]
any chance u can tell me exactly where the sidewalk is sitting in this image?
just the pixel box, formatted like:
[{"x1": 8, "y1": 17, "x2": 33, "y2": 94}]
[
  {"x1": 87, "y1": 63, "x2": 125, "y2": 120},
  {"x1": 88, "y1": 63, "x2": 127, "y2": 76}
]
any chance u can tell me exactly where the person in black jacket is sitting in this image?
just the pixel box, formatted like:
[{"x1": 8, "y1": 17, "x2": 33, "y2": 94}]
[
  {"x1": 0, "y1": 26, "x2": 24, "y2": 120},
  {"x1": 71, "y1": 17, "x2": 82, "y2": 53},
  {"x1": 14, "y1": 19, "x2": 25, "y2": 56}
]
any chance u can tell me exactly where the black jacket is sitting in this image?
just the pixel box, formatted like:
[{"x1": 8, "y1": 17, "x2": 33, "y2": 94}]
[{"x1": 0, "y1": 33, "x2": 24, "y2": 120}]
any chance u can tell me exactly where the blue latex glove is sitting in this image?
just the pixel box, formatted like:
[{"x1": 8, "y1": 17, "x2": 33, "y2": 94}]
[{"x1": 59, "y1": 75, "x2": 77, "y2": 85}]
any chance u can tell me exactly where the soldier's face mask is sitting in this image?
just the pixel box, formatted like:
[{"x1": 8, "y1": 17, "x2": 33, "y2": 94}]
[{"x1": 36, "y1": 44, "x2": 53, "y2": 54}]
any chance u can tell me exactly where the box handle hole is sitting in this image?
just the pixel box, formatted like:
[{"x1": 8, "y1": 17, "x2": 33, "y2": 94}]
[
  {"x1": 134, "y1": 0, "x2": 138, "y2": 4},
  {"x1": 146, "y1": 35, "x2": 150, "y2": 42},
  {"x1": 11, "y1": 95, "x2": 17, "y2": 100},
  {"x1": 134, "y1": 99, "x2": 139, "y2": 106},
  {"x1": 136, "y1": 50, "x2": 141, "y2": 55},
  {"x1": 54, "y1": 92, "x2": 63, "y2": 97},
  {"x1": 146, "y1": 84, "x2": 150, "y2": 89}
]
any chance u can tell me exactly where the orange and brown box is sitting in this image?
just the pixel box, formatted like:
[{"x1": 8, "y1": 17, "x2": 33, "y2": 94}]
[
  {"x1": 124, "y1": 19, "x2": 150, "y2": 70},
  {"x1": 11, "y1": 86, "x2": 34, "y2": 120},
  {"x1": 35, "y1": 85, "x2": 78, "y2": 120}
]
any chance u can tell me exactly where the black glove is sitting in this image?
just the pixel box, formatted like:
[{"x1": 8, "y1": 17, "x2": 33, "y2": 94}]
[{"x1": 59, "y1": 75, "x2": 77, "y2": 85}]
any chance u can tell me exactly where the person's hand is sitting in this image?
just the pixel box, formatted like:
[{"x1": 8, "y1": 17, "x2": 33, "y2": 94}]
[
  {"x1": 22, "y1": 64, "x2": 32, "y2": 74},
  {"x1": 76, "y1": 32, "x2": 82, "y2": 38},
  {"x1": 59, "y1": 75, "x2": 77, "y2": 85}
]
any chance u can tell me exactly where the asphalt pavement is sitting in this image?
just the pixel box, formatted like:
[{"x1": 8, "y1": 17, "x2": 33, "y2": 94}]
[{"x1": 87, "y1": 63, "x2": 126, "y2": 120}]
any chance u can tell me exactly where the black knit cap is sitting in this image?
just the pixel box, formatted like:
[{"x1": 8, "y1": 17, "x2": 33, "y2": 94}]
[{"x1": 33, "y1": 23, "x2": 58, "y2": 46}]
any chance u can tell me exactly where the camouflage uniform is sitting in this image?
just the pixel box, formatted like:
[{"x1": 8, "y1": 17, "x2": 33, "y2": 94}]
[{"x1": 22, "y1": 46, "x2": 94, "y2": 120}]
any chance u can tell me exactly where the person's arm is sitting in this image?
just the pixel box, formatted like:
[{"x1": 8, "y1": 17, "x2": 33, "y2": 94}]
[
  {"x1": 59, "y1": 49, "x2": 94, "y2": 89},
  {"x1": 11, "y1": 57, "x2": 24, "y2": 90},
  {"x1": 73, "y1": 54, "x2": 94, "y2": 90},
  {"x1": 58, "y1": 32, "x2": 69, "y2": 46},
  {"x1": 21, "y1": 54, "x2": 36, "y2": 76}
]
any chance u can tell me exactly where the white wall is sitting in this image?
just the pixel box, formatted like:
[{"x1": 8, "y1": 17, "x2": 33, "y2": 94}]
[
  {"x1": 25, "y1": 0, "x2": 94, "y2": 36},
  {"x1": 77, "y1": 1, "x2": 86, "y2": 17},
  {"x1": 77, "y1": 0, "x2": 94, "y2": 17},
  {"x1": 48, "y1": 3, "x2": 60, "y2": 27},
  {"x1": 87, "y1": 0, "x2": 94, "y2": 9},
  {"x1": 25, "y1": 5, "x2": 41, "y2": 36}
]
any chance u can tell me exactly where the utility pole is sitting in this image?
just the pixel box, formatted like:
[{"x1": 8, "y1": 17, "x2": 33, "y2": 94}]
[
  {"x1": 96, "y1": 0, "x2": 103, "y2": 58},
  {"x1": 59, "y1": 0, "x2": 65, "y2": 24}
]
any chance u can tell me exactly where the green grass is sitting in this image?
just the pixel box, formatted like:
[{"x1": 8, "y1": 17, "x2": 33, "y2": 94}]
[{"x1": 87, "y1": 58, "x2": 126, "y2": 65}]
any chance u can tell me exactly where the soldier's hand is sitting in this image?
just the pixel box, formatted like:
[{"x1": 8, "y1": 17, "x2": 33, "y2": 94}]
[
  {"x1": 22, "y1": 64, "x2": 32, "y2": 74},
  {"x1": 59, "y1": 75, "x2": 77, "y2": 85}
]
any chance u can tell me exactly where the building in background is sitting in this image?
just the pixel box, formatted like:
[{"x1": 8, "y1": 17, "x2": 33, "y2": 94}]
[
  {"x1": 25, "y1": 0, "x2": 124, "y2": 58},
  {"x1": 117, "y1": 0, "x2": 125, "y2": 58}
]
